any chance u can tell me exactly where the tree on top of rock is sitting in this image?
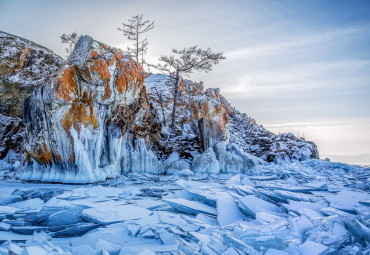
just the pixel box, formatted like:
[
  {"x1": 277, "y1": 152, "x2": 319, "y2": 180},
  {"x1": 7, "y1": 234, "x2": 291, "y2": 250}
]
[
  {"x1": 118, "y1": 14, "x2": 154, "y2": 67},
  {"x1": 60, "y1": 32, "x2": 78, "y2": 57},
  {"x1": 153, "y1": 45, "x2": 226, "y2": 134}
]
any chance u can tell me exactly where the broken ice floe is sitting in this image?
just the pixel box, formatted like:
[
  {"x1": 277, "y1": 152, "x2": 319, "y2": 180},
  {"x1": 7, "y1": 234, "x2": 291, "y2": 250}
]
[{"x1": 0, "y1": 159, "x2": 369, "y2": 254}]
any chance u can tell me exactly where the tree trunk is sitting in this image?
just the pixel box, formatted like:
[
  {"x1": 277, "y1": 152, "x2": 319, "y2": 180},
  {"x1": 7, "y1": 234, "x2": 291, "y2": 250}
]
[
  {"x1": 170, "y1": 69, "x2": 180, "y2": 133},
  {"x1": 136, "y1": 28, "x2": 139, "y2": 63},
  {"x1": 154, "y1": 87, "x2": 166, "y2": 127}
]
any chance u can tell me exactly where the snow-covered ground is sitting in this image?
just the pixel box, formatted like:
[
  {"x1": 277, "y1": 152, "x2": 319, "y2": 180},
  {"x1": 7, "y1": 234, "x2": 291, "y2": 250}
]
[{"x1": 0, "y1": 159, "x2": 369, "y2": 254}]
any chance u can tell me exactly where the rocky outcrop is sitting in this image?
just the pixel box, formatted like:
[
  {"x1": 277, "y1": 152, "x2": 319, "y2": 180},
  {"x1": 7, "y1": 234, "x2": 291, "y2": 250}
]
[
  {"x1": 0, "y1": 31, "x2": 64, "y2": 117},
  {"x1": 145, "y1": 75, "x2": 228, "y2": 158},
  {"x1": 228, "y1": 113, "x2": 319, "y2": 162},
  {"x1": 0, "y1": 114, "x2": 25, "y2": 171},
  {"x1": 145, "y1": 74, "x2": 318, "y2": 164},
  {"x1": 18, "y1": 36, "x2": 163, "y2": 183},
  {"x1": 0, "y1": 32, "x2": 319, "y2": 182}
]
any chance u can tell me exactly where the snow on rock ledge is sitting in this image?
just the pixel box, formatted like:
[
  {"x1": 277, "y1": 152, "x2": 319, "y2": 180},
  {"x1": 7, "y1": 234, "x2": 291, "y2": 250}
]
[{"x1": 18, "y1": 36, "x2": 163, "y2": 183}]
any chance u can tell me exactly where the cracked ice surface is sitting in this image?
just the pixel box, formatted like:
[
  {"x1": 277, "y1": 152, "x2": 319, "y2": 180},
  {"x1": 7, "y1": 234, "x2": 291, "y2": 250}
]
[{"x1": 0, "y1": 159, "x2": 369, "y2": 254}]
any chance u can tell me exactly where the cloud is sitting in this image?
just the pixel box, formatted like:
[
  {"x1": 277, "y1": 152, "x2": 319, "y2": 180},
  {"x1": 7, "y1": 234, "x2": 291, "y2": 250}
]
[
  {"x1": 226, "y1": 23, "x2": 370, "y2": 59},
  {"x1": 221, "y1": 59, "x2": 370, "y2": 99}
]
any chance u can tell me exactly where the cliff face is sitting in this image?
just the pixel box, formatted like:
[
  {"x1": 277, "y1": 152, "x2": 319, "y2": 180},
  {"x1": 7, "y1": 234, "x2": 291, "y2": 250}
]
[
  {"x1": 0, "y1": 31, "x2": 64, "y2": 117},
  {"x1": 18, "y1": 36, "x2": 163, "y2": 183}
]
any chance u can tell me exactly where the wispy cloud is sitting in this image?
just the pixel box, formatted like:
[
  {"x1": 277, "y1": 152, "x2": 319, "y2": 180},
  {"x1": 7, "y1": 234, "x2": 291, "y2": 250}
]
[
  {"x1": 222, "y1": 60, "x2": 370, "y2": 99},
  {"x1": 226, "y1": 23, "x2": 370, "y2": 59}
]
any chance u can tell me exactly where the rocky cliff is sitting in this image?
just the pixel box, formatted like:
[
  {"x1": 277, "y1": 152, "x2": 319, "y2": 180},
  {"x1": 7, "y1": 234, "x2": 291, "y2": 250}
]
[
  {"x1": 0, "y1": 31, "x2": 64, "y2": 117},
  {"x1": 0, "y1": 33, "x2": 319, "y2": 183},
  {"x1": 19, "y1": 36, "x2": 163, "y2": 183},
  {"x1": 145, "y1": 74, "x2": 318, "y2": 164}
]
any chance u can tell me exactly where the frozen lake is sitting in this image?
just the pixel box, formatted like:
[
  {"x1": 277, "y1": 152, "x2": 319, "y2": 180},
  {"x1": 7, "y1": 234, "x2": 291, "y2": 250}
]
[{"x1": 0, "y1": 159, "x2": 369, "y2": 254}]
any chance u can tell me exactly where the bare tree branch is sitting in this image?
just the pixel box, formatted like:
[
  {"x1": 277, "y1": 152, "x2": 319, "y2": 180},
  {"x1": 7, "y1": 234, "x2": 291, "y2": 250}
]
[
  {"x1": 118, "y1": 14, "x2": 155, "y2": 66},
  {"x1": 60, "y1": 32, "x2": 78, "y2": 58}
]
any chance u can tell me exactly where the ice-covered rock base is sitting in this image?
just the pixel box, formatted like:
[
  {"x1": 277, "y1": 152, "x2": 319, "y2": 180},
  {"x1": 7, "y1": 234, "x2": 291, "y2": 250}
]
[{"x1": 0, "y1": 159, "x2": 369, "y2": 254}]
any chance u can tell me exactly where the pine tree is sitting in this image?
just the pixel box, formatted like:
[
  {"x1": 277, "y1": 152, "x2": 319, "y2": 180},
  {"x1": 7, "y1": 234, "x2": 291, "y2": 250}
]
[
  {"x1": 153, "y1": 45, "x2": 225, "y2": 133},
  {"x1": 118, "y1": 14, "x2": 154, "y2": 67},
  {"x1": 60, "y1": 32, "x2": 78, "y2": 57}
]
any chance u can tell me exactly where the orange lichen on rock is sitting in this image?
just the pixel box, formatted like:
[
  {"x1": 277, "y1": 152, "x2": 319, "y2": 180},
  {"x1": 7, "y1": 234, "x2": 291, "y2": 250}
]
[
  {"x1": 91, "y1": 59, "x2": 110, "y2": 82},
  {"x1": 107, "y1": 50, "x2": 122, "y2": 66},
  {"x1": 61, "y1": 91, "x2": 99, "y2": 136},
  {"x1": 18, "y1": 48, "x2": 31, "y2": 70},
  {"x1": 115, "y1": 59, "x2": 144, "y2": 94},
  {"x1": 191, "y1": 101, "x2": 202, "y2": 121},
  {"x1": 27, "y1": 142, "x2": 53, "y2": 165},
  {"x1": 88, "y1": 50, "x2": 99, "y2": 61},
  {"x1": 90, "y1": 58, "x2": 111, "y2": 100},
  {"x1": 200, "y1": 101, "x2": 210, "y2": 122},
  {"x1": 75, "y1": 65, "x2": 92, "y2": 82},
  {"x1": 55, "y1": 66, "x2": 79, "y2": 102},
  {"x1": 213, "y1": 104, "x2": 223, "y2": 114}
]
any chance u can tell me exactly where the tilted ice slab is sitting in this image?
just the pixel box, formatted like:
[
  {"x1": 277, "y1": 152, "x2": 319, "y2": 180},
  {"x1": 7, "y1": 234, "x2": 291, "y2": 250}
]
[
  {"x1": 324, "y1": 190, "x2": 369, "y2": 213},
  {"x1": 163, "y1": 198, "x2": 217, "y2": 216},
  {"x1": 237, "y1": 195, "x2": 280, "y2": 218},
  {"x1": 217, "y1": 194, "x2": 247, "y2": 226},
  {"x1": 82, "y1": 204, "x2": 151, "y2": 225},
  {"x1": 1, "y1": 158, "x2": 369, "y2": 254}
]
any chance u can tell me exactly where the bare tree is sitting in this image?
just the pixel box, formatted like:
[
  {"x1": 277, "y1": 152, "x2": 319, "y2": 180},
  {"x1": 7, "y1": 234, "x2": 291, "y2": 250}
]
[
  {"x1": 151, "y1": 87, "x2": 166, "y2": 127},
  {"x1": 153, "y1": 45, "x2": 226, "y2": 133},
  {"x1": 118, "y1": 14, "x2": 154, "y2": 67},
  {"x1": 60, "y1": 32, "x2": 78, "y2": 57}
]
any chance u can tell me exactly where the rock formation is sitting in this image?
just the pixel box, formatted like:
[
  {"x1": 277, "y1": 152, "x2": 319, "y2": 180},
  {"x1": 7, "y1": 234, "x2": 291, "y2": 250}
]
[
  {"x1": 0, "y1": 33, "x2": 319, "y2": 183},
  {"x1": 145, "y1": 74, "x2": 318, "y2": 163},
  {"x1": 0, "y1": 114, "x2": 25, "y2": 170},
  {"x1": 145, "y1": 75, "x2": 229, "y2": 157},
  {"x1": 0, "y1": 31, "x2": 64, "y2": 117},
  {"x1": 19, "y1": 36, "x2": 163, "y2": 183}
]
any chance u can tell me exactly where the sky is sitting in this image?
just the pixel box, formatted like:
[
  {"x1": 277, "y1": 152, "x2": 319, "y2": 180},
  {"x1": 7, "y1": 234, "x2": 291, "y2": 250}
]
[{"x1": 1, "y1": 0, "x2": 370, "y2": 158}]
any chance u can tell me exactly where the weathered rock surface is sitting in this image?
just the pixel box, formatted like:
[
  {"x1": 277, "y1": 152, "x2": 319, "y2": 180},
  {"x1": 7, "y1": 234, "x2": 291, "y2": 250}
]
[
  {"x1": 228, "y1": 113, "x2": 319, "y2": 162},
  {"x1": 145, "y1": 75, "x2": 228, "y2": 157},
  {"x1": 0, "y1": 114, "x2": 25, "y2": 171},
  {"x1": 0, "y1": 114, "x2": 24, "y2": 160},
  {"x1": 18, "y1": 35, "x2": 163, "y2": 183},
  {"x1": 0, "y1": 31, "x2": 64, "y2": 117},
  {"x1": 145, "y1": 74, "x2": 318, "y2": 164}
]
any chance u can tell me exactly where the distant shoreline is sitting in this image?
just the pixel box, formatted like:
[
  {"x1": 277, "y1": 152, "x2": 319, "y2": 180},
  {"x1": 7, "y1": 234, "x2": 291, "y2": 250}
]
[{"x1": 321, "y1": 154, "x2": 370, "y2": 166}]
